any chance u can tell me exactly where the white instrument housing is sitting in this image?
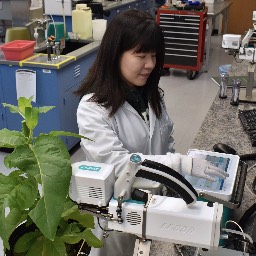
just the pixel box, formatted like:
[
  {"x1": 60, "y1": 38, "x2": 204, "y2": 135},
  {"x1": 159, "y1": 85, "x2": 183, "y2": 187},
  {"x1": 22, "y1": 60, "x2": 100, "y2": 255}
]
[
  {"x1": 69, "y1": 161, "x2": 115, "y2": 206},
  {"x1": 222, "y1": 34, "x2": 241, "y2": 50},
  {"x1": 108, "y1": 196, "x2": 223, "y2": 250}
]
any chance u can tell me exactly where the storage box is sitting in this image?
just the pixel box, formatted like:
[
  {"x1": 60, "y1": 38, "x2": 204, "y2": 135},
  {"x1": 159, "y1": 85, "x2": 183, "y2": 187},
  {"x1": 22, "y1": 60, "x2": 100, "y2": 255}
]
[
  {"x1": 0, "y1": 40, "x2": 36, "y2": 61},
  {"x1": 222, "y1": 34, "x2": 241, "y2": 50}
]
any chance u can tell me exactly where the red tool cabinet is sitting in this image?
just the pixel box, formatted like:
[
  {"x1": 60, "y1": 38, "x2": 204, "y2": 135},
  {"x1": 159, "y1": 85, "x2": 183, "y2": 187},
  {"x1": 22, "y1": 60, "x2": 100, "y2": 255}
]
[{"x1": 157, "y1": 7, "x2": 208, "y2": 80}]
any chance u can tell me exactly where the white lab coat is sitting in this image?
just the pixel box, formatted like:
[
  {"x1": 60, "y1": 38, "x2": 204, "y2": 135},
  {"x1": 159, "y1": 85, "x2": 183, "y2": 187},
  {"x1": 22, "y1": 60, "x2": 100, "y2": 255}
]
[
  {"x1": 77, "y1": 93, "x2": 192, "y2": 178},
  {"x1": 77, "y1": 93, "x2": 192, "y2": 256}
]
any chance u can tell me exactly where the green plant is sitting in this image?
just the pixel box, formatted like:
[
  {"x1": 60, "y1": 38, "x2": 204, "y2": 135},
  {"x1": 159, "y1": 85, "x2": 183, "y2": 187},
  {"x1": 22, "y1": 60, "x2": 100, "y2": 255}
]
[{"x1": 0, "y1": 97, "x2": 103, "y2": 255}]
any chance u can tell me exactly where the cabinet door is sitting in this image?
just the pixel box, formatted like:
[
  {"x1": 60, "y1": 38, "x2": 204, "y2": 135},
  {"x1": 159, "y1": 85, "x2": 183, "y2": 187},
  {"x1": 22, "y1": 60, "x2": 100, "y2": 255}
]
[
  {"x1": 0, "y1": 105, "x2": 5, "y2": 130},
  {"x1": 0, "y1": 68, "x2": 6, "y2": 130},
  {"x1": 0, "y1": 65, "x2": 24, "y2": 131},
  {"x1": 0, "y1": 65, "x2": 61, "y2": 134},
  {"x1": 62, "y1": 84, "x2": 81, "y2": 150},
  {"x1": 59, "y1": 50, "x2": 97, "y2": 150},
  {"x1": 0, "y1": 50, "x2": 97, "y2": 151}
]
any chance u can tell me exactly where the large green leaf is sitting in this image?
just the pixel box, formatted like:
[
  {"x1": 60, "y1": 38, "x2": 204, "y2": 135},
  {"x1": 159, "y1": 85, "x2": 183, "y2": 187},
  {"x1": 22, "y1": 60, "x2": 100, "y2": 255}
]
[
  {"x1": 2, "y1": 97, "x2": 32, "y2": 118},
  {"x1": 58, "y1": 222, "x2": 82, "y2": 245},
  {"x1": 39, "y1": 106, "x2": 55, "y2": 113},
  {"x1": 49, "y1": 131, "x2": 93, "y2": 141},
  {"x1": 64, "y1": 209, "x2": 95, "y2": 228},
  {"x1": 80, "y1": 228, "x2": 103, "y2": 248},
  {"x1": 58, "y1": 223, "x2": 102, "y2": 248},
  {"x1": 4, "y1": 134, "x2": 72, "y2": 241},
  {"x1": 0, "y1": 97, "x2": 100, "y2": 254},
  {"x1": 2, "y1": 104, "x2": 21, "y2": 116},
  {"x1": 61, "y1": 199, "x2": 94, "y2": 228},
  {"x1": 61, "y1": 198, "x2": 77, "y2": 217},
  {"x1": 17, "y1": 97, "x2": 32, "y2": 116},
  {"x1": 0, "y1": 202, "x2": 27, "y2": 249},
  {"x1": 0, "y1": 173, "x2": 38, "y2": 209},
  {"x1": 0, "y1": 129, "x2": 27, "y2": 148},
  {"x1": 3, "y1": 98, "x2": 54, "y2": 123},
  {"x1": 8, "y1": 177, "x2": 38, "y2": 210},
  {"x1": 0, "y1": 173, "x2": 23, "y2": 198},
  {"x1": 26, "y1": 236, "x2": 67, "y2": 256},
  {"x1": 25, "y1": 107, "x2": 39, "y2": 131},
  {"x1": 0, "y1": 173, "x2": 36, "y2": 249}
]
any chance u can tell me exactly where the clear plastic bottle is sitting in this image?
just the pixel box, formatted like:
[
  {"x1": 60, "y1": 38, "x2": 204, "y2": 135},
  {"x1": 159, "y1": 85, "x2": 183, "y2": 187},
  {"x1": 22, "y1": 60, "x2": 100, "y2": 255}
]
[
  {"x1": 230, "y1": 79, "x2": 241, "y2": 106},
  {"x1": 219, "y1": 73, "x2": 229, "y2": 99}
]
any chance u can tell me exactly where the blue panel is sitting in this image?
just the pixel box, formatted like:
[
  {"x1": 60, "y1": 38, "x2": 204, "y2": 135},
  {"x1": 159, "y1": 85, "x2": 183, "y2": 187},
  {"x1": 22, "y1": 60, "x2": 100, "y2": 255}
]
[
  {"x1": 0, "y1": 49, "x2": 97, "y2": 150},
  {"x1": 0, "y1": 67, "x2": 6, "y2": 130},
  {"x1": 0, "y1": 65, "x2": 61, "y2": 134},
  {"x1": 60, "y1": 51, "x2": 97, "y2": 149}
]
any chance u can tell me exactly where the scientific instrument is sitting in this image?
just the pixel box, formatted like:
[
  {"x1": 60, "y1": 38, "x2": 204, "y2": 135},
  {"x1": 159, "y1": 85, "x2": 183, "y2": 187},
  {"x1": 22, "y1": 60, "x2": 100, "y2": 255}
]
[
  {"x1": 69, "y1": 153, "x2": 252, "y2": 255},
  {"x1": 222, "y1": 11, "x2": 256, "y2": 102}
]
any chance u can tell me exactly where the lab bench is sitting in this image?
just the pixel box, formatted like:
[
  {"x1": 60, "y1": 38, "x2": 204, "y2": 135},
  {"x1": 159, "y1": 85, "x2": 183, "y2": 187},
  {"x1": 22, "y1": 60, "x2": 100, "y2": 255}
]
[
  {"x1": 150, "y1": 61, "x2": 256, "y2": 256},
  {"x1": 0, "y1": 41, "x2": 100, "y2": 151},
  {"x1": 51, "y1": 0, "x2": 153, "y2": 33}
]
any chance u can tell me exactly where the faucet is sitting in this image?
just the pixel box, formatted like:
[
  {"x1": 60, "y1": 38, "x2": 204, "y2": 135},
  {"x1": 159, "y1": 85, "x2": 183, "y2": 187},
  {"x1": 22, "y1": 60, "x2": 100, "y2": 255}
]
[
  {"x1": 26, "y1": 17, "x2": 52, "y2": 49},
  {"x1": 26, "y1": 18, "x2": 50, "y2": 29}
]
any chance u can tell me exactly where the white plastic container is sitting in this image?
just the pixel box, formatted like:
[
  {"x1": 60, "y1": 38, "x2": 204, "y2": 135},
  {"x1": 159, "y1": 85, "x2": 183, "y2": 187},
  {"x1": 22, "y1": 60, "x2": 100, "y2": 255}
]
[
  {"x1": 72, "y1": 4, "x2": 92, "y2": 39},
  {"x1": 92, "y1": 19, "x2": 107, "y2": 40},
  {"x1": 222, "y1": 34, "x2": 241, "y2": 50}
]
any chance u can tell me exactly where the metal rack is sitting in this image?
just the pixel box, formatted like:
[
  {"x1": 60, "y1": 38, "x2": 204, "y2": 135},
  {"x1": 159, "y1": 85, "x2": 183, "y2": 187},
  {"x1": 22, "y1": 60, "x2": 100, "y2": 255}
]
[{"x1": 157, "y1": 7, "x2": 208, "y2": 80}]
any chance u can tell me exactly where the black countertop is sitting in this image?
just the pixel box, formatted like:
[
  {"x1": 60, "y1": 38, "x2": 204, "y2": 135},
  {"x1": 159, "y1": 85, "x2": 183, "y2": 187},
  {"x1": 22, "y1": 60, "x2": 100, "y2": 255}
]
[{"x1": 191, "y1": 88, "x2": 256, "y2": 217}]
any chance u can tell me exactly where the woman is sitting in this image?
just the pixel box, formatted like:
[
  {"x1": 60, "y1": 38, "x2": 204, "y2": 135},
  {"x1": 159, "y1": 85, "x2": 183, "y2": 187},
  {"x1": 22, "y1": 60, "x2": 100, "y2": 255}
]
[{"x1": 76, "y1": 9, "x2": 227, "y2": 256}]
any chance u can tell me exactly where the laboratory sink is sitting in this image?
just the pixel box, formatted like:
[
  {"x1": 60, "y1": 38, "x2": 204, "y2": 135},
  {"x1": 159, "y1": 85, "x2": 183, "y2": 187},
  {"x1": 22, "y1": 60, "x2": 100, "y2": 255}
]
[{"x1": 35, "y1": 40, "x2": 92, "y2": 55}]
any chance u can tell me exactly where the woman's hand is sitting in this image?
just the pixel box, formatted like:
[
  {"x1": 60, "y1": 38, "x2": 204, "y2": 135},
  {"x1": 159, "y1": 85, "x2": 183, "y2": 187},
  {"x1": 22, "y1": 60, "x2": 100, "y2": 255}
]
[{"x1": 191, "y1": 158, "x2": 229, "y2": 182}]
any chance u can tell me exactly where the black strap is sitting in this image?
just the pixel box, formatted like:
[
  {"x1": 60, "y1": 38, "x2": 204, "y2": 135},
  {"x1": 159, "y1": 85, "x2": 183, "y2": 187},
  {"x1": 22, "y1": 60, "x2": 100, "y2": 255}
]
[{"x1": 136, "y1": 160, "x2": 198, "y2": 205}]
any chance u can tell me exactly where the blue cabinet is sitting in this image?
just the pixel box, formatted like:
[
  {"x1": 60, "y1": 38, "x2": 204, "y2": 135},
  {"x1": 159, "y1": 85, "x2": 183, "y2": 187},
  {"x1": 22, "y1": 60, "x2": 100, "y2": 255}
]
[
  {"x1": 105, "y1": 0, "x2": 151, "y2": 21},
  {"x1": 0, "y1": 51, "x2": 97, "y2": 150},
  {"x1": 0, "y1": 78, "x2": 5, "y2": 130}
]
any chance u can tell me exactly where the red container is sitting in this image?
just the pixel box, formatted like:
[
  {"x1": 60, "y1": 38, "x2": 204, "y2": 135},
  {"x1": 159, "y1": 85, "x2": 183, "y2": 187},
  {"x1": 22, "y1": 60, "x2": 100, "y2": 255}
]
[{"x1": 0, "y1": 40, "x2": 36, "y2": 61}]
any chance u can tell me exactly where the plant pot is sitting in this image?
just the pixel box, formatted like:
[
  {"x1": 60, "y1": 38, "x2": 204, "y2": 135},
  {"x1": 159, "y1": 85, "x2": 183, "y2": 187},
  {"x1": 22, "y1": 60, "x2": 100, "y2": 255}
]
[
  {"x1": 5, "y1": 223, "x2": 91, "y2": 256},
  {"x1": 5, "y1": 223, "x2": 37, "y2": 256},
  {"x1": 66, "y1": 240, "x2": 91, "y2": 256}
]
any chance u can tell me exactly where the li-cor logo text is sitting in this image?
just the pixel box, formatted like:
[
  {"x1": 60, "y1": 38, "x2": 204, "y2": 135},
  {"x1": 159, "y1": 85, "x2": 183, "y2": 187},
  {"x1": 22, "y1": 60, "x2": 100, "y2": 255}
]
[
  {"x1": 79, "y1": 165, "x2": 101, "y2": 172},
  {"x1": 160, "y1": 223, "x2": 195, "y2": 234}
]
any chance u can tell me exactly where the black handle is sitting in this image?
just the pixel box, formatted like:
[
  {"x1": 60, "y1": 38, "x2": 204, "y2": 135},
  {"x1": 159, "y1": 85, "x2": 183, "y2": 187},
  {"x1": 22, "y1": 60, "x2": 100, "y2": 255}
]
[
  {"x1": 240, "y1": 153, "x2": 256, "y2": 161},
  {"x1": 136, "y1": 160, "x2": 198, "y2": 205}
]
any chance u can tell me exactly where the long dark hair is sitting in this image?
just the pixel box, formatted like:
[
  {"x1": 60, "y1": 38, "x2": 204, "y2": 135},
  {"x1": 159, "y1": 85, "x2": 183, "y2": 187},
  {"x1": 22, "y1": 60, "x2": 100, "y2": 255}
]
[{"x1": 75, "y1": 9, "x2": 165, "y2": 117}]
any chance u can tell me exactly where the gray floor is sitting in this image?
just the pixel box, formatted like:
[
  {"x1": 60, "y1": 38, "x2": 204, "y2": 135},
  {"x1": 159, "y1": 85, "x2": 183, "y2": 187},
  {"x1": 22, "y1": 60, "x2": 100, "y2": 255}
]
[{"x1": 0, "y1": 35, "x2": 234, "y2": 255}]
